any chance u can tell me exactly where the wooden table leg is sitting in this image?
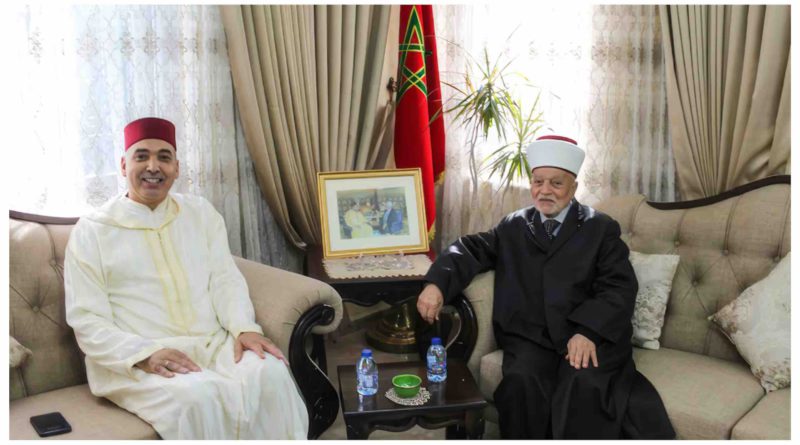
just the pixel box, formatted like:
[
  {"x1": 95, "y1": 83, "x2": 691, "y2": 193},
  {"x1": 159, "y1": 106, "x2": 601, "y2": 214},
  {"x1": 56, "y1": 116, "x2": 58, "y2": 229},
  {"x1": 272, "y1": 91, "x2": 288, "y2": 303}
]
[
  {"x1": 465, "y1": 408, "x2": 485, "y2": 439},
  {"x1": 445, "y1": 423, "x2": 466, "y2": 439},
  {"x1": 345, "y1": 420, "x2": 372, "y2": 440}
]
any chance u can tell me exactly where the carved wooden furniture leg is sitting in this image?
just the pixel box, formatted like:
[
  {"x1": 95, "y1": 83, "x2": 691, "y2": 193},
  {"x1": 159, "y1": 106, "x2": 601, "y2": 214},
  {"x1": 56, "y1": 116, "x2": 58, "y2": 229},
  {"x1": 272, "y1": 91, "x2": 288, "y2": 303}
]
[{"x1": 289, "y1": 304, "x2": 339, "y2": 439}]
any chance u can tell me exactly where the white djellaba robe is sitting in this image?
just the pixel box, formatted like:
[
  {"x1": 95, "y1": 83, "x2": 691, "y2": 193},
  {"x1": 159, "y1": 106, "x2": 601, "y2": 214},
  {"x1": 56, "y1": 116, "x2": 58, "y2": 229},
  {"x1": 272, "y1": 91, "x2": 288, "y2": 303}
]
[{"x1": 64, "y1": 192, "x2": 309, "y2": 439}]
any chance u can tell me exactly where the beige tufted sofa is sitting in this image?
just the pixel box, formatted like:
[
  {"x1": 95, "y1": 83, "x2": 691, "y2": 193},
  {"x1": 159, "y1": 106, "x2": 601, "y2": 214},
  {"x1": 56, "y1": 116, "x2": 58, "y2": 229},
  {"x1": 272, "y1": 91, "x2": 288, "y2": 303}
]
[
  {"x1": 9, "y1": 211, "x2": 344, "y2": 440},
  {"x1": 455, "y1": 175, "x2": 790, "y2": 439}
]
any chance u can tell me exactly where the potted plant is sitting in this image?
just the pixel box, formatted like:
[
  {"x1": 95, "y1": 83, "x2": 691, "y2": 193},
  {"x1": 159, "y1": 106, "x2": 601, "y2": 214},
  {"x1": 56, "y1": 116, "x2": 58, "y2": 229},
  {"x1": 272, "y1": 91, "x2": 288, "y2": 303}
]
[
  {"x1": 482, "y1": 94, "x2": 545, "y2": 191},
  {"x1": 444, "y1": 46, "x2": 545, "y2": 197}
]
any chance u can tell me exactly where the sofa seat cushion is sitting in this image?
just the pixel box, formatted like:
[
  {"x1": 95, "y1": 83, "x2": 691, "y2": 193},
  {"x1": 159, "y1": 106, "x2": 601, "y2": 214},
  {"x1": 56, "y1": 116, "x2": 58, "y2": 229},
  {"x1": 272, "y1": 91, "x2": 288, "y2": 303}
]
[
  {"x1": 633, "y1": 347, "x2": 764, "y2": 439},
  {"x1": 10, "y1": 384, "x2": 158, "y2": 440},
  {"x1": 731, "y1": 388, "x2": 790, "y2": 439},
  {"x1": 478, "y1": 347, "x2": 766, "y2": 439}
]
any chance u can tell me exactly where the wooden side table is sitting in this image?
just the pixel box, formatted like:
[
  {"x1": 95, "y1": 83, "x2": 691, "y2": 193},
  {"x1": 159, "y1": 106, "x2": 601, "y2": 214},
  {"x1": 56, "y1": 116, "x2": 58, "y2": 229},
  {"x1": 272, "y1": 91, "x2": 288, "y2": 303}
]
[
  {"x1": 337, "y1": 359, "x2": 487, "y2": 439},
  {"x1": 305, "y1": 246, "x2": 428, "y2": 353}
]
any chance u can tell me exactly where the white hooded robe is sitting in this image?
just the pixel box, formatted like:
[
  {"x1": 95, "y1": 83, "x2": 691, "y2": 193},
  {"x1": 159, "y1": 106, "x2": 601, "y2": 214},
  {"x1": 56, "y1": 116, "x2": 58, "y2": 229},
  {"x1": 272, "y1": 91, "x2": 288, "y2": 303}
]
[{"x1": 64, "y1": 193, "x2": 308, "y2": 439}]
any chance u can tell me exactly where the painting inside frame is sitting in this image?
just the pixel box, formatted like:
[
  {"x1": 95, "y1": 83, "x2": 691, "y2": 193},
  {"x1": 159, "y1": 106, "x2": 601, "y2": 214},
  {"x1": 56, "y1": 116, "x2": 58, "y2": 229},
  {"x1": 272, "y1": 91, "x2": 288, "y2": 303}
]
[{"x1": 317, "y1": 169, "x2": 429, "y2": 258}]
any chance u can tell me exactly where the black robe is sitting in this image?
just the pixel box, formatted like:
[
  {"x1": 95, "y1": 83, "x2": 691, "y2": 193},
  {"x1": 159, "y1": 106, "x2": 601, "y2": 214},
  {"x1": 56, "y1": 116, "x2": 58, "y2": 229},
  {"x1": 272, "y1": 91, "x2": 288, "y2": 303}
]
[{"x1": 425, "y1": 201, "x2": 674, "y2": 439}]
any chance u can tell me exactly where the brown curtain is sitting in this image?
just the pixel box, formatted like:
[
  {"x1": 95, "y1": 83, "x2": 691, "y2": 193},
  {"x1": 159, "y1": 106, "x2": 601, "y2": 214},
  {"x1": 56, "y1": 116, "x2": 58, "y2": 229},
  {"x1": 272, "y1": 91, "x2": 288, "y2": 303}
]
[
  {"x1": 660, "y1": 5, "x2": 790, "y2": 199},
  {"x1": 221, "y1": 5, "x2": 392, "y2": 248}
]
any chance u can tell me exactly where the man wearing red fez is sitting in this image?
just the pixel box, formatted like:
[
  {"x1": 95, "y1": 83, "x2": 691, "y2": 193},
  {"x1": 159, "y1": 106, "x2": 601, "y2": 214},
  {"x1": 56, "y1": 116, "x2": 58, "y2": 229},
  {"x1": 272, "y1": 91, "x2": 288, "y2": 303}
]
[
  {"x1": 63, "y1": 117, "x2": 308, "y2": 439},
  {"x1": 417, "y1": 135, "x2": 674, "y2": 438}
]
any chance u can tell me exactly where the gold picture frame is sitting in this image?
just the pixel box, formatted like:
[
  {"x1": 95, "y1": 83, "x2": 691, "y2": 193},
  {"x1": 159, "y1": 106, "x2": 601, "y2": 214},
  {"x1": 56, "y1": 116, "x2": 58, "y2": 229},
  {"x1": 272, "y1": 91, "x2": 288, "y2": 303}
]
[{"x1": 317, "y1": 168, "x2": 429, "y2": 259}]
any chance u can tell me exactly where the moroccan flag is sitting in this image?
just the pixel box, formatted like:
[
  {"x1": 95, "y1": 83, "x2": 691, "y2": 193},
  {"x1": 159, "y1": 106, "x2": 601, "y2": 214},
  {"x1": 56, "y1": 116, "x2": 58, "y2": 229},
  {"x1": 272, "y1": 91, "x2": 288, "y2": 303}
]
[
  {"x1": 394, "y1": 5, "x2": 445, "y2": 241},
  {"x1": 420, "y1": 6, "x2": 445, "y2": 185}
]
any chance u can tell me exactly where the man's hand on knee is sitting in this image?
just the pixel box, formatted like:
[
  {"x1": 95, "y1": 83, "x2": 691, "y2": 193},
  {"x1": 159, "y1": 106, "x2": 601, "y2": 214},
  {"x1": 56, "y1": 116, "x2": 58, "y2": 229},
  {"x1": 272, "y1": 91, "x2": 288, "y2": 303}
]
[
  {"x1": 235, "y1": 332, "x2": 288, "y2": 365},
  {"x1": 136, "y1": 348, "x2": 202, "y2": 378},
  {"x1": 565, "y1": 333, "x2": 599, "y2": 369},
  {"x1": 416, "y1": 283, "x2": 444, "y2": 324}
]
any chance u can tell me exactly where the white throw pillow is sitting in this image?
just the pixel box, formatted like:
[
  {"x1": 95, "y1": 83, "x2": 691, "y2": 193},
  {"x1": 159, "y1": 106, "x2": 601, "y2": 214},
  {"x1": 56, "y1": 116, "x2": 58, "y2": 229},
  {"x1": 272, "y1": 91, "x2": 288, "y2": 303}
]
[
  {"x1": 10, "y1": 336, "x2": 32, "y2": 368},
  {"x1": 629, "y1": 251, "x2": 680, "y2": 350},
  {"x1": 709, "y1": 252, "x2": 790, "y2": 392}
]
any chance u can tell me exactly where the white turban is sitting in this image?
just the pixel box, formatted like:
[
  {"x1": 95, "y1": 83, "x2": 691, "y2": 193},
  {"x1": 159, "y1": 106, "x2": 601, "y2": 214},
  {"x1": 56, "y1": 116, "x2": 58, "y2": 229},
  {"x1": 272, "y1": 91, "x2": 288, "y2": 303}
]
[{"x1": 525, "y1": 135, "x2": 585, "y2": 176}]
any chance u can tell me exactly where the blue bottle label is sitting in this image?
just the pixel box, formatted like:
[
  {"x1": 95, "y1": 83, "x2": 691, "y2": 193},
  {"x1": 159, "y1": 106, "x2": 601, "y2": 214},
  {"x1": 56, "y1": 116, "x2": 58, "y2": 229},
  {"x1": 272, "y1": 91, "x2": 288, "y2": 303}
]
[
  {"x1": 427, "y1": 356, "x2": 445, "y2": 372},
  {"x1": 358, "y1": 373, "x2": 377, "y2": 386}
]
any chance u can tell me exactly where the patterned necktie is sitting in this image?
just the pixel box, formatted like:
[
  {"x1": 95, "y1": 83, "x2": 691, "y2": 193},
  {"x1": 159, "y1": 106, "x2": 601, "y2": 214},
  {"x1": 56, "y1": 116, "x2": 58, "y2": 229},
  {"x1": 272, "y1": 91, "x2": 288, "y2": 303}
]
[{"x1": 543, "y1": 219, "x2": 560, "y2": 240}]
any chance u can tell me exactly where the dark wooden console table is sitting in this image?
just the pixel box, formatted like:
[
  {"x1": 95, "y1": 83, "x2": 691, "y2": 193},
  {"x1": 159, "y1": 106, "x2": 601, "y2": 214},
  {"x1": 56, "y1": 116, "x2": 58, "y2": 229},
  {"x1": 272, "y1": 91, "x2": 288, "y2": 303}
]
[{"x1": 305, "y1": 246, "x2": 428, "y2": 353}]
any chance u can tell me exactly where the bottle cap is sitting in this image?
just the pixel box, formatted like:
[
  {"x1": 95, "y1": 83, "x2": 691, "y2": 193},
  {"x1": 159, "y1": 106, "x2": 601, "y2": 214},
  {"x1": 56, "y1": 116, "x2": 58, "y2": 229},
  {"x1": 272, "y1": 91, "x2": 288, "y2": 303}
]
[
  {"x1": 431, "y1": 337, "x2": 442, "y2": 345},
  {"x1": 361, "y1": 348, "x2": 373, "y2": 357}
]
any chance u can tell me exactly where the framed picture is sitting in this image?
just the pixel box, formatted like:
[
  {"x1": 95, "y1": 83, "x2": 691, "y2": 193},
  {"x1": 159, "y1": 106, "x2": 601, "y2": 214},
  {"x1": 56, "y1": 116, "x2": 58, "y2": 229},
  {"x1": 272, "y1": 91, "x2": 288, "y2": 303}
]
[{"x1": 317, "y1": 168, "x2": 429, "y2": 258}]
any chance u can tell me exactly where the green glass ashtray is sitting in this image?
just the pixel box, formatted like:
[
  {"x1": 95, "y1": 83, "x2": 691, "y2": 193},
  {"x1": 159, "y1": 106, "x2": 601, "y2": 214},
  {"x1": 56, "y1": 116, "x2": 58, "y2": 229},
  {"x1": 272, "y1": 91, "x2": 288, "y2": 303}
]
[{"x1": 392, "y1": 374, "x2": 422, "y2": 398}]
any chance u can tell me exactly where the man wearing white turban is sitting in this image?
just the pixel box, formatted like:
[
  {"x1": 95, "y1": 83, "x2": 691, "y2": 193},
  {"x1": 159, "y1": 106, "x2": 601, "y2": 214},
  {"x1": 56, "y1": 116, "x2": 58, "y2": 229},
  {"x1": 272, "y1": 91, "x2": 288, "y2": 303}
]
[{"x1": 416, "y1": 135, "x2": 674, "y2": 439}]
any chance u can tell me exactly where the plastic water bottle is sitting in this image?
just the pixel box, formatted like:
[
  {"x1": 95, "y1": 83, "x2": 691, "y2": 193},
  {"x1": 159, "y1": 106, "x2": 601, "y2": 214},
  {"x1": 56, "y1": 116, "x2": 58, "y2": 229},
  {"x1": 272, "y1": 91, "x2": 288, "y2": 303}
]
[
  {"x1": 426, "y1": 337, "x2": 447, "y2": 382},
  {"x1": 356, "y1": 348, "x2": 378, "y2": 396}
]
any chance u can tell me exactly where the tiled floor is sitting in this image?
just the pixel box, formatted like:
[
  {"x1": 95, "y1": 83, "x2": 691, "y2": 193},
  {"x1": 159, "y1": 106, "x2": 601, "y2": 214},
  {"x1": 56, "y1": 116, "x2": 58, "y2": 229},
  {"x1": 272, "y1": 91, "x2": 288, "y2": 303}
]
[{"x1": 317, "y1": 325, "x2": 500, "y2": 440}]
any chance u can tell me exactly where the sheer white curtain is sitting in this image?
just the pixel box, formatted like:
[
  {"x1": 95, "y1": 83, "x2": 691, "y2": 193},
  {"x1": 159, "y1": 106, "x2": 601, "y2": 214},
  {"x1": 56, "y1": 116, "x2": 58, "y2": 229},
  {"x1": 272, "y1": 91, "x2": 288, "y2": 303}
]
[
  {"x1": 434, "y1": 4, "x2": 675, "y2": 248},
  {"x1": 9, "y1": 4, "x2": 301, "y2": 270},
  {"x1": 583, "y1": 5, "x2": 676, "y2": 204}
]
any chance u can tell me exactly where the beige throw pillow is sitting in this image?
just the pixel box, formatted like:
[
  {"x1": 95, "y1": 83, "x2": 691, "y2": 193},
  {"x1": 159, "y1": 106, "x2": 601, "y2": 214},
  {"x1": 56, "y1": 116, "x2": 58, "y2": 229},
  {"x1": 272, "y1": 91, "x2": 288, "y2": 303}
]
[
  {"x1": 709, "y1": 252, "x2": 790, "y2": 392},
  {"x1": 10, "y1": 336, "x2": 32, "y2": 368},
  {"x1": 629, "y1": 251, "x2": 680, "y2": 350}
]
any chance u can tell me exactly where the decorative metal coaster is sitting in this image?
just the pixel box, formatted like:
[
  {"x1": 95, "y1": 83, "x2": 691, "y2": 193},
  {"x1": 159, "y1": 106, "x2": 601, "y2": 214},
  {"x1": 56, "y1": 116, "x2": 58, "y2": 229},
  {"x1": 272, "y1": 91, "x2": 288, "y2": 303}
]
[{"x1": 385, "y1": 387, "x2": 431, "y2": 406}]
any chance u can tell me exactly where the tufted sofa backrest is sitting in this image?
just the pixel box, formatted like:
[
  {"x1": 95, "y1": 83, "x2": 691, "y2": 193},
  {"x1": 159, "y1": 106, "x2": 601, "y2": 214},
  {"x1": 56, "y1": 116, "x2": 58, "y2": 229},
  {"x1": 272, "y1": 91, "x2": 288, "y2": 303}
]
[
  {"x1": 594, "y1": 176, "x2": 790, "y2": 363},
  {"x1": 9, "y1": 213, "x2": 86, "y2": 400}
]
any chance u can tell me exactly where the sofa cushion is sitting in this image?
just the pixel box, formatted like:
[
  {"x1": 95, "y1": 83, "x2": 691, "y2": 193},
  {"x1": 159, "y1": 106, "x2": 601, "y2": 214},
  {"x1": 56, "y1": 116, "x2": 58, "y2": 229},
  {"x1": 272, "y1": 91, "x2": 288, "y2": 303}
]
[
  {"x1": 731, "y1": 388, "x2": 790, "y2": 439},
  {"x1": 632, "y1": 347, "x2": 764, "y2": 439},
  {"x1": 479, "y1": 346, "x2": 765, "y2": 439},
  {"x1": 709, "y1": 252, "x2": 790, "y2": 392},
  {"x1": 10, "y1": 336, "x2": 32, "y2": 368},
  {"x1": 462, "y1": 271, "x2": 499, "y2": 381},
  {"x1": 629, "y1": 251, "x2": 680, "y2": 349},
  {"x1": 478, "y1": 349, "x2": 504, "y2": 402},
  {"x1": 9, "y1": 384, "x2": 158, "y2": 440}
]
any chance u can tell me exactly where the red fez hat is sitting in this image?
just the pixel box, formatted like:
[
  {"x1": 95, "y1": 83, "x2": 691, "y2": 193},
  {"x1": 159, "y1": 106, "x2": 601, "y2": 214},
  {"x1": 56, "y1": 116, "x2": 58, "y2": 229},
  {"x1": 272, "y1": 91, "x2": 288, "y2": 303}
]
[{"x1": 124, "y1": 117, "x2": 176, "y2": 151}]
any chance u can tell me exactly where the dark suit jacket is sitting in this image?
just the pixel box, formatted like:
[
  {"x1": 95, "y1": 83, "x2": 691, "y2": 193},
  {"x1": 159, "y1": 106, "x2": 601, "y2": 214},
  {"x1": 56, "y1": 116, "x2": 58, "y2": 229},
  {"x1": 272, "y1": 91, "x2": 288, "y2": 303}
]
[
  {"x1": 425, "y1": 200, "x2": 637, "y2": 354},
  {"x1": 382, "y1": 208, "x2": 403, "y2": 234},
  {"x1": 425, "y1": 202, "x2": 678, "y2": 440}
]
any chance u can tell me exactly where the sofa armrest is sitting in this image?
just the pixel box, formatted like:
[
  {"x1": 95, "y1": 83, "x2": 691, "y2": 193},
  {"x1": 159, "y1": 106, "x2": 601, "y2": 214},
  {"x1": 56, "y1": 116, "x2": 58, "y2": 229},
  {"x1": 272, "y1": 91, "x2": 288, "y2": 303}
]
[
  {"x1": 234, "y1": 256, "x2": 342, "y2": 439},
  {"x1": 460, "y1": 271, "x2": 498, "y2": 382},
  {"x1": 234, "y1": 256, "x2": 343, "y2": 354}
]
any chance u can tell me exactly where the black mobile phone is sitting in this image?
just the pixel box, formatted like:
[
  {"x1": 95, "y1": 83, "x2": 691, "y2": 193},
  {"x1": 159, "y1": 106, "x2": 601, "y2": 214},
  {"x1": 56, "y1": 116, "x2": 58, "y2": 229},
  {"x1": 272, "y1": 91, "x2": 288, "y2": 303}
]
[{"x1": 29, "y1": 412, "x2": 72, "y2": 437}]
